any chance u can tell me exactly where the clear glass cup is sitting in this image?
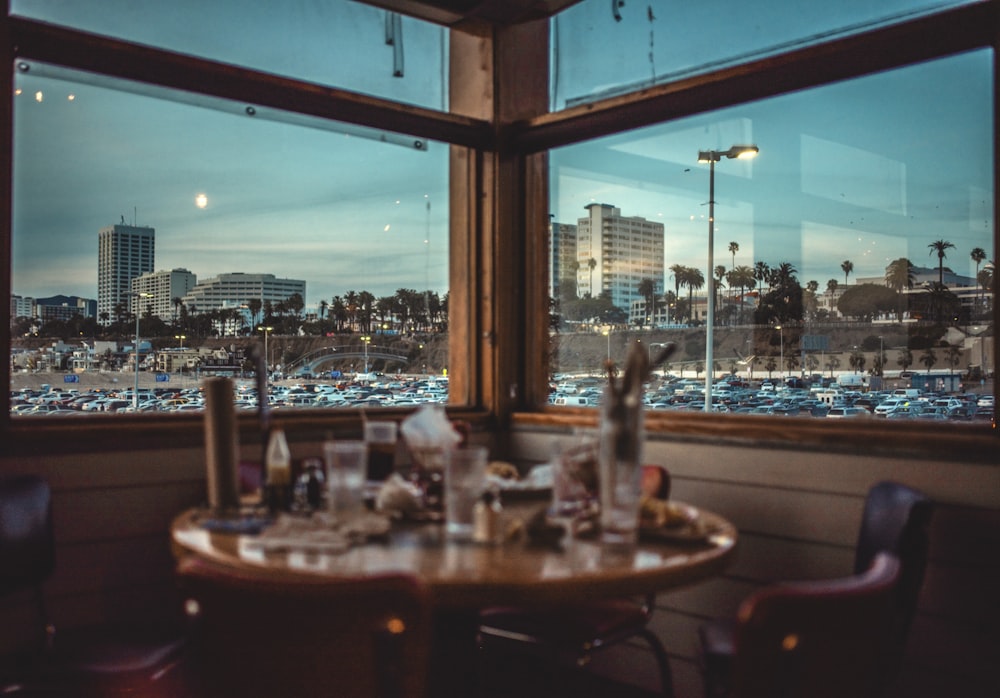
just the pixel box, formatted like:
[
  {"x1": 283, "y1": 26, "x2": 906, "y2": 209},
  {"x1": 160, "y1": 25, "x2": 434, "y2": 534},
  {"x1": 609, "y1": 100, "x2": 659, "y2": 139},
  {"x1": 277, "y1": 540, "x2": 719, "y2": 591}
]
[
  {"x1": 443, "y1": 445, "x2": 488, "y2": 540},
  {"x1": 363, "y1": 420, "x2": 398, "y2": 481},
  {"x1": 323, "y1": 440, "x2": 368, "y2": 523}
]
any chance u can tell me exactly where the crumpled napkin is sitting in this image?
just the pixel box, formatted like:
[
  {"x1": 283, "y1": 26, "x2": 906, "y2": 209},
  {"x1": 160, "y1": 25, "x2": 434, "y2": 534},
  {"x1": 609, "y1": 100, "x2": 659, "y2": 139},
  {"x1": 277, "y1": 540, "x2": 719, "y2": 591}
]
[
  {"x1": 400, "y1": 405, "x2": 461, "y2": 470},
  {"x1": 375, "y1": 473, "x2": 424, "y2": 516}
]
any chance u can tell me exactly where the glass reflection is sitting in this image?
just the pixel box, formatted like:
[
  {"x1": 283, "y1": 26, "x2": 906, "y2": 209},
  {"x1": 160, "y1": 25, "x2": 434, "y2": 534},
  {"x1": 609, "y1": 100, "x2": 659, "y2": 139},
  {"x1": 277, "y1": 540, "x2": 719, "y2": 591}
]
[{"x1": 548, "y1": 51, "x2": 994, "y2": 425}]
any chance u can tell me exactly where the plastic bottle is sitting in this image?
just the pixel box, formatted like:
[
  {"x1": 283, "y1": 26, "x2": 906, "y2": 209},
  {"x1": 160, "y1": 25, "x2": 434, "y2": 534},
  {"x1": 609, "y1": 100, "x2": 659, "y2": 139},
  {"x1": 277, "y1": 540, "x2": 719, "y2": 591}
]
[{"x1": 265, "y1": 428, "x2": 292, "y2": 512}]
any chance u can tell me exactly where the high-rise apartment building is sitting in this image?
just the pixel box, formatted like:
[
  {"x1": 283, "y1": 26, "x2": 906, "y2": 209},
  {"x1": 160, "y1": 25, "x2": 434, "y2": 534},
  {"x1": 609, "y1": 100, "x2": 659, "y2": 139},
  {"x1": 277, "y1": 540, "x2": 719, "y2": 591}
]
[
  {"x1": 97, "y1": 223, "x2": 154, "y2": 324},
  {"x1": 575, "y1": 203, "x2": 665, "y2": 311},
  {"x1": 549, "y1": 221, "x2": 578, "y2": 300},
  {"x1": 130, "y1": 268, "x2": 197, "y2": 322}
]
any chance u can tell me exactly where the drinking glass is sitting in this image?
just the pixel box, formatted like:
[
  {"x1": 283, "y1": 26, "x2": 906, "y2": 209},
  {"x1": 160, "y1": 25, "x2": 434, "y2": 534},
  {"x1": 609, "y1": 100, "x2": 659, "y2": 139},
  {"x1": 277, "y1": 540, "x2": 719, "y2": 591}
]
[
  {"x1": 323, "y1": 440, "x2": 368, "y2": 523},
  {"x1": 443, "y1": 446, "x2": 488, "y2": 540},
  {"x1": 363, "y1": 420, "x2": 398, "y2": 481}
]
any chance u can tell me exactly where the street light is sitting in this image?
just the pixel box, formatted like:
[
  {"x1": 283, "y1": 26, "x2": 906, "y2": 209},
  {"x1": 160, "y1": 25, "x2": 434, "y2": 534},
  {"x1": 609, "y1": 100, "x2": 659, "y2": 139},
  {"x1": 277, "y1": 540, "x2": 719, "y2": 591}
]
[
  {"x1": 361, "y1": 335, "x2": 372, "y2": 373},
  {"x1": 130, "y1": 292, "x2": 152, "y2": 410},
  {"x1": 174, "y1": 334, "x2": 186, "y2": 349},
  {"x1": 257, "y1": 326, "x2": 273, "y2": 373},
  {"x1": 602, "y1": 328, "x2": 611, "y2": 362},
  {"x1": 776, "y1": 324, "x2": 784, "y2": 381},
  {"x1": 698, "y1": 144, "x2": 759, "y2": 411}
]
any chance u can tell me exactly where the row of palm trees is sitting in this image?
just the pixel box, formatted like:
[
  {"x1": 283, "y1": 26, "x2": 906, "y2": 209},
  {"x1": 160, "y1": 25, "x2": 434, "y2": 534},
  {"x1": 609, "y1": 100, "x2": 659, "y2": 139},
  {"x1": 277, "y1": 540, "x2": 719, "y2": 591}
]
[
  {"x1": 21, "y1": 287, "x2": 448, "y2": 343},
  {"x1": 635, "y1": 237, "x2": 993, "y2": 327}
]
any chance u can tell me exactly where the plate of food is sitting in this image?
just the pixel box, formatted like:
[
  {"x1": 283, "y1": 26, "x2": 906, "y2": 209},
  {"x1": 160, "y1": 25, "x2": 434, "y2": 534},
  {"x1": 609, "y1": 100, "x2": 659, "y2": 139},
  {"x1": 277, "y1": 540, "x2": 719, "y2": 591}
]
[
  {"x1": 487, "y1": 461, "x2": 552, "y2": 501},
  {"x1": 638, "y1": 498, "x2": 716, "y2": 543}
]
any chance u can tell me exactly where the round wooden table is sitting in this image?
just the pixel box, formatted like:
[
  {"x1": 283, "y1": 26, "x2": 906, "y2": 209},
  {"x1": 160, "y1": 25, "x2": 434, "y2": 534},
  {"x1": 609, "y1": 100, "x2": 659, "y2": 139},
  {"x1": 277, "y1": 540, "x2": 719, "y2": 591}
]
[
  {"x1": 172, "y1": 501, "x2": 736, "y2": 696},
  {"x1": 171, "y1": 501, "x2": 737, "y2": 610}
]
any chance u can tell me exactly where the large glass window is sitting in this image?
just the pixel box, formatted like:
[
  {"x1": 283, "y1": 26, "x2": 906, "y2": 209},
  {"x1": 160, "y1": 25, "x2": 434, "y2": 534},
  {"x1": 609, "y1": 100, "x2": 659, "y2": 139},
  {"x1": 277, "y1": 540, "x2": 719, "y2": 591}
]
[
  {"x1": 552, "y1": 0, "x2": 978, "y2": 109},
  {"x1": 548, "y1": 50, "x2": 994, "y2": 425},
  {"x1": 10, "y1": 0, "x2": 449, "y2": 111},
  {"x1": 10, "y1": 64, "x2": 450, "y2": 416}
]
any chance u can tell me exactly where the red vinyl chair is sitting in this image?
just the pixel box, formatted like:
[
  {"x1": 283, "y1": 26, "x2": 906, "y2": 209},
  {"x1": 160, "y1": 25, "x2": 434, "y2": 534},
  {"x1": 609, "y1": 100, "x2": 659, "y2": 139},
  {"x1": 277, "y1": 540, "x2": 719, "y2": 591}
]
[
  {"x1": 699, "y1": 480, "x2": 933, "y2": 698},
  {"x1": 0, "y1": 474, "x2": 186, "y2": 697},
  {"x1": 176, "y1": 555, "x2": 431, "y2": 698},
  {"x1": 728, "y1": 552, "x2": 901, "y2": 698},
  {"x1": 478, "y1": 465, "x2": 675, "y2": 697}
]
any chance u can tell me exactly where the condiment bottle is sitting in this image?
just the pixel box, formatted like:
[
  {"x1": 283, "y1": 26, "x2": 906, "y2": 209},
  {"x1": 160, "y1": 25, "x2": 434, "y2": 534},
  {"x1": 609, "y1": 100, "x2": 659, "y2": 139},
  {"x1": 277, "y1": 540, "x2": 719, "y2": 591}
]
[
  {"x1": 265, "y1": 428, "x2": 292, "y2": 512},
  {"x1": 473, "y1": 490, "x2": 502, "y2": 544}
]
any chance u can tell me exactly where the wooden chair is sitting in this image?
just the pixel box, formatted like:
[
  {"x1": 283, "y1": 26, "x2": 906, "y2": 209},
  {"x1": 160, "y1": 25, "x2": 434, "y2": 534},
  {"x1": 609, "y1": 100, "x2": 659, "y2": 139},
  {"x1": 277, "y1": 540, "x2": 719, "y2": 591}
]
[
  {"x1": 699, "y1": 480, "x2": 934, "y2": 697},
  {"x1": 0, "y1": 474, "x2": 186, "y2": 696},
  {"x1": 478, "y1": 465, "x2": 675, "y2": 697},
  {"x1": 175, "y1": 555, "x2": 431, "y2": 698},
  {"x1": 729, "y1": 552, "x2": 901, "y2": 698}
]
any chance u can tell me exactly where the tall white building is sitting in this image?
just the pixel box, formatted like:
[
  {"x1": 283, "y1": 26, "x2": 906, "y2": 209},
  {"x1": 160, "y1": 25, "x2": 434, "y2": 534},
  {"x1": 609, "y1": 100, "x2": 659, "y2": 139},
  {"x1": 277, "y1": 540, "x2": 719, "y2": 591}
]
[
  {"x1": 130, "y1": 268, "x2": 198, "y2": 322},
  {"x1": 549, "y1": 221, "x2": 578, "y2": 299},
  {"x1": 97, "y1": 223, "x2": 154, "y2": 324},
  {"x1": 575, "y1": 203, "x2": 665, "y2": 311}
]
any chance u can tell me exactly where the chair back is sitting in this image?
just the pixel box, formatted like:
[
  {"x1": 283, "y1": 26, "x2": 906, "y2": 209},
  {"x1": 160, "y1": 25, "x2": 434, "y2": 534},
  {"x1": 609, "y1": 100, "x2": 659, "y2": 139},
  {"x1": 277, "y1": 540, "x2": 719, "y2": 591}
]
[
  {"x1": 731, "y1": 552, "x2": 900, "y2": 698},
  {"x1": 854, "y1": 480, "x2": 933, "y2": 674},
  {"x1": 177, "y1": 556, "x2": 431, "y2": 698},
  {"x1": 0, "y1": 474, "x2": 55, "y2": 598}
]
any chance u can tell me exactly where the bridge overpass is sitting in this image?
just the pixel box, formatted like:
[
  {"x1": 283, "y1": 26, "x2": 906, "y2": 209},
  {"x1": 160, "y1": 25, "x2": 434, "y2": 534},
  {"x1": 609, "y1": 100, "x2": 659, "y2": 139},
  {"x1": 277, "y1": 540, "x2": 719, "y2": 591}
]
[{"x1": 283, "y1": 346, "x2": 410, "y2": 375}]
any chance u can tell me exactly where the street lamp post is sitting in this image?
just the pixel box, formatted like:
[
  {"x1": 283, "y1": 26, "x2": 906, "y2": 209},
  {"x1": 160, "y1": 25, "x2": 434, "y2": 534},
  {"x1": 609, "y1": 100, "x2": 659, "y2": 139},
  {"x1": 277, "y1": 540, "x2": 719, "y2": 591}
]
[
  {"x1": 361, "y1": 335, "x2": 371, "y2": 373},
  {"x1": 602, "y1": 328, "x2": 611, "y2": 363},
  {"x1": 698, "y1": 144, "x2": 758, "y2": 411},
  {"x1": 777, "y1": 325, "x2": 784, "y2": 381},
  {"x1": 257, "y1": 326, "x2": 273, "y2": 374},
  {"x1": 130, "y1": 292, "x2": 152, "y2": 410},
  {"x1": 175, "y1": 334, "x2": 186, "y2": 349}
]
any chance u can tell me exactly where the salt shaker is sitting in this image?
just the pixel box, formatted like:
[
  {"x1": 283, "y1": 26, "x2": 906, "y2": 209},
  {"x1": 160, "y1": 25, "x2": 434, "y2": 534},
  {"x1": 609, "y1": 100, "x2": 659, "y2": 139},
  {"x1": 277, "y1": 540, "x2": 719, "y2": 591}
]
[{"x1": 473, "y1": 490, "x2": 502, "y2": 544}]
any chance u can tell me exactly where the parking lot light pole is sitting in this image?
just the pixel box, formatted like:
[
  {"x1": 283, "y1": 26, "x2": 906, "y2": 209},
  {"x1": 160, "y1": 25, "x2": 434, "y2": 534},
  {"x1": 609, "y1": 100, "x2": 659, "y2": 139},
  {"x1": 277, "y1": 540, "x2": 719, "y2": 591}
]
[
  {"x1": 698, "y1": 144, "x2": 759, "y2": 411},
  {"x1": 257, "y1": 326, "x2": 274, "y2": 373},
  {"x1": 361, "y1": 335, "x2": 371, "y2": 373},
  {"x1": 131, "y1": 292, "x2": 152, "y2": 410}
]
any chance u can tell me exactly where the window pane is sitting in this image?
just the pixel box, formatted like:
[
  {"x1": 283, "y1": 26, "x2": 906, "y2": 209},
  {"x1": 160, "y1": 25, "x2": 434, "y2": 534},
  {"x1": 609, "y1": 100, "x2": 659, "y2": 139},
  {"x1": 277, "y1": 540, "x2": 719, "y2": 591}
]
[
  {"x1": 549, "y1": 50, "x2": 994, "y2": 424},
  {"x1": 11, "y1": 64, "x2": 450, "y2": 416},
  {"x1": 552, "y1": 0, "x2": 977, "y2": 109},
  {"x1": 11, "y1": 0, "x2": 448, "y2": 111}
]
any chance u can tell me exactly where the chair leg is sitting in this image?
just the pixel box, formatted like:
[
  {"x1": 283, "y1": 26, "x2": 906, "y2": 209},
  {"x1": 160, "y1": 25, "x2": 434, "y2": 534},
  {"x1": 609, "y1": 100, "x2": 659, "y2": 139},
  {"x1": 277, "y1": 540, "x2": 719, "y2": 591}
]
[{"x1": 638, "y1": 628, "x2": 675, "y2": 698}]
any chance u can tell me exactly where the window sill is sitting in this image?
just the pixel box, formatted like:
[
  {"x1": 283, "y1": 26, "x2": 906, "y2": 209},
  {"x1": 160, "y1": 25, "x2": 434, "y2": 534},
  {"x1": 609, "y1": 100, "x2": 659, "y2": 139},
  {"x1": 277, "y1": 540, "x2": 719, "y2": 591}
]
[{"x1": 512, "y1": 408, "x2": 998, "y2": 464}]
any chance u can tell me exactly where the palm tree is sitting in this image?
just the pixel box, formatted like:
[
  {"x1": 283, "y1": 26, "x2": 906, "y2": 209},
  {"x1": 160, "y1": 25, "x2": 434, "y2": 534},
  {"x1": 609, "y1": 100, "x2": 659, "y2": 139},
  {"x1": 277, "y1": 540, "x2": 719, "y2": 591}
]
[
  {"x1": 841, "y1": 259, "x2": 854, "y2": 285},
  {"x1": 885, "y1": 257, "x2": 915, "y2": 320},
  {"x1": 245, "y1": 298, "x2": 262, "y2": 328},
  {"x1": 919, "y1": 347, "x2": 937, "y2": 373},
  {"x1": 714, "y1": 265, "x2": 727, "y2": 317},
  {"x1": 344, "y1": 291, "x2": 359, "y2": 331},
  {"x1": 896, "y1": 348, "x2": 913, "y2": 372},
  {"x1": 726, "y1": 265, "x2": 755, "y2": 323},
  {"x1": 826, "y1": 278, "x2": 838, "y2": 295},
  {"x1": 681, "y1": 266, "x2": 704, "y2": 323},
  {"x1": 637, "y1": 278, "x2": 656, "y2": 326},
  {"x1": 318, "y1": 299, "x2": 328, "y2": 322},
  {"x1": 728, "y1": 241, "x2": 739, "y2": 270},
  {"x1": 172, "y1": 297, "x2": 183, "y2": 326},
  {"x1": 753, "y1": 261, "x2": 771, "y2": 294},
  {"x1": 667, "y1": 262, "x2": 684, "y2": 305},
  {"x1": 587, "y1": 257, "x2": 597, "y2": 297},
  {"x1": 927, "y1": 239, "x2": 955, "y2": 285},
  {"x1": 970, "y1": 247, "x2": 987, "y2": 304}
]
